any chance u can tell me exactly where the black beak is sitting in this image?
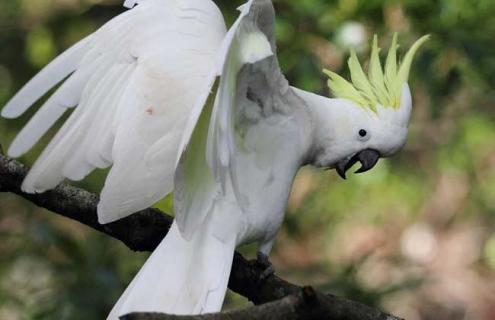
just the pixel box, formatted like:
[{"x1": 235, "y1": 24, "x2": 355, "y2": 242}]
[{"x1": 336, "y1": 149, "x2": 380, "y2": 180}]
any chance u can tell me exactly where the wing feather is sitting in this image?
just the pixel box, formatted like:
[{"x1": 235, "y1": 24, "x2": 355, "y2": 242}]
[
  {"x1": 62, "y1": 63, "x2": 136, "y2": 180},
  {"x1": 1, "y1": 35, "x2": 94, "y2": 119},
  {"x1": 3, "y1": 0, "x2": 227, "y2": 223},
  {"x1": 7, "y1": 59, "x2": 103, "y2": 158},
  {"x1": 175, "y1": 0, "x2": 274, "y2": 238}
]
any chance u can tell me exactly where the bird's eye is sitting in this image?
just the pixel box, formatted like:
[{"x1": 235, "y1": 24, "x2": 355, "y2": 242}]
[{"x1": 357, "y1": 129, "x2": 371, "y2": 142}]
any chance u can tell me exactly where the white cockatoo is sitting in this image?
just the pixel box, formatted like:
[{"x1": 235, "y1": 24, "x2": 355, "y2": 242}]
[{"x1": 1, "y1": 0, "x2": 428, "y2": 318}]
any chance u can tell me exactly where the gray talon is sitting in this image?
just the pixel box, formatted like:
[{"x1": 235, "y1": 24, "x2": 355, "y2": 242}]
[
  {"x1": 259, "y1": 265, "x2": 275, "y2": 282},
  {"x1": 256, "y1": 252, "x2": 275, "y2": 283}
]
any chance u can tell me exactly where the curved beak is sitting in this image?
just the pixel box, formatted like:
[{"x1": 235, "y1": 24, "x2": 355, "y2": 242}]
[{"x1": 336, "y1": 149, "x2": 380, "y2": 180}]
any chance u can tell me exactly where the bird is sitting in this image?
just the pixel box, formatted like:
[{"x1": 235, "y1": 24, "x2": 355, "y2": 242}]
[{"x1": 1, "y1": 0, "x2": 429, "y2": 318}]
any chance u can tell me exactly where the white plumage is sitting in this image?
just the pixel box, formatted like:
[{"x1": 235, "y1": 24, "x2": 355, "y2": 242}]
[
  {"x1": 2, "y1": 0, "x2": 421, "y2": 318},
  {"x1": 4, "y1": 0, "x2": 278, "y2": 316},
  {"x1": 4, "y1": 0, "x2": 228, "y2": 224}
]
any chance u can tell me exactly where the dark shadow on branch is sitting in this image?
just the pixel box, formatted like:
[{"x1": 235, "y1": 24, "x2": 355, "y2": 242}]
[{"x1": 0, "y1": 153, "x2": 402, "y2": 320}]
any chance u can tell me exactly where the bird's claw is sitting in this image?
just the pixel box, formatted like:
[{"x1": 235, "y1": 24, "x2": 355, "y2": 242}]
[
  {"x1": 259, "y1": 265, "x2": 275, "y2": 282},
  {"x1": 255, "y1": 252, "x2": 275, "y2": 284}
]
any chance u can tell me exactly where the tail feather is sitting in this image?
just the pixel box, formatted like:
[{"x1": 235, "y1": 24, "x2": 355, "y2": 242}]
[{"x1": 107, "y1": 222, "x2": 235, "y2": 319}]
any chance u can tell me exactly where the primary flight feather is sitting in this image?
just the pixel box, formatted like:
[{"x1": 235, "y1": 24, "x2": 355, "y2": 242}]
[{"x1": 1, "y1": 0, "x2": 428, "y2": 318}]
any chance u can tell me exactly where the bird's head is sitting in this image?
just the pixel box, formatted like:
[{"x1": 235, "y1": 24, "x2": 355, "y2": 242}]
[{"x1": 307, "y1": 34, "x2": 429, "y2": 179}]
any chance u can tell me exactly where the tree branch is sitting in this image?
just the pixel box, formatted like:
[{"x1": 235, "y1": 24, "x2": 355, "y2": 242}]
[
  {"x1": 121, "y1": 287, "x2": 399, "y2": 320},
  {"x1": 0, "y1": 153, "x2": 402, "y2": 320},
  {"x1": 0, "y1": 152, "x2": 171, "y2": 251}
]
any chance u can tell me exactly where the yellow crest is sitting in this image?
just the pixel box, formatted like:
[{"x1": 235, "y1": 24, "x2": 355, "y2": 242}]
[{"x1": 324, "y1": 33, "x2": 429, "y2": 112}]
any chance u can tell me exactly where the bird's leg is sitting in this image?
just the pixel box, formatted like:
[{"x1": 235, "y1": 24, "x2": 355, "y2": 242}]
[{"x1": 255, "y1": 240, "x2": 276, "y2": 283}]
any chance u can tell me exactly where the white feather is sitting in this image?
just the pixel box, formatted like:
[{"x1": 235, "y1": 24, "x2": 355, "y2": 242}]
[
  {"x1": 206, "y1": 17, "x2": 273, "y2": 199},
  {"x1": 5, "y1": 1, "x2": 284, "y2": 318},
  {"x1": 1, "y1": 35, "x2": 94, "y2": 119},
  {"x1": 174, "y1": 0, "x2": 273, "y2": 240},
  {"x1": 109, "y1": 2, "x2": 282, "y2": 316},
  {"x1": 107, "y1": 221, "x2": 236, "y2": 319},
  {"x1": 62, "y1": 64, "x2": 135, "y2": 180},
  {"x1": 7, "y1": 60, "x2": 101, "y2": 158},
  {"x1": 6, "y1": 0, "x2": 227, "y2": 223}
]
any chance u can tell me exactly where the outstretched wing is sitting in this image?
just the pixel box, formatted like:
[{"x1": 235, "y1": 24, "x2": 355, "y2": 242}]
[
  {"x1": 174, "y1": 0, "x2": 277, "y2": 239},
  {"x1": 1, "y1": 0, "x2": 227, "y2": 223}
]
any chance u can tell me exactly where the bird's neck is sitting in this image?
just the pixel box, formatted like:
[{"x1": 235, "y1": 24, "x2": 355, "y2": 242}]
[{"x1": 289, "y1": 87, "x2": 347, "y2": 166}]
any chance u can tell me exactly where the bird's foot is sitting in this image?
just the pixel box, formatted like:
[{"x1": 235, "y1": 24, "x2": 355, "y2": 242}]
[{"x1": 255, "y1": 252, "x2": 275, "y2": 283}]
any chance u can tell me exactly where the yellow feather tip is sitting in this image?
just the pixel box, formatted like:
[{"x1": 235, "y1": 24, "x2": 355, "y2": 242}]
[{"x1": 325, "y1": 34, "x2": 429, "y2": 111}]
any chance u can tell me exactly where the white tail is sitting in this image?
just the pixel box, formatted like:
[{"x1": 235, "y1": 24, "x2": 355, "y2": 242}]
[{"x1": 107, "y1": 221, "x2": 236, "y2": 319}]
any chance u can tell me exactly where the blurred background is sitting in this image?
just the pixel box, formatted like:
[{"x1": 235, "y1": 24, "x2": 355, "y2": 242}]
[{"x1": 0, "y1": 0, "x2": 494, "y2": 319}]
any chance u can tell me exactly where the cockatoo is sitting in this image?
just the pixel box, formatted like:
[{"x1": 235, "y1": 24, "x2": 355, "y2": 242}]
[{"x1": 1, "y1": 0, "x2": 428, "y2": 318}]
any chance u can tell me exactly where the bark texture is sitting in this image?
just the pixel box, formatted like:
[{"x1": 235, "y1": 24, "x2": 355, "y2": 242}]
[
  {"x1": 122, "y1": 287, "x2": 401, "y2": 320},
  {"x1": 122, "y1": 287, "x2": 400, "y2": 320}
]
